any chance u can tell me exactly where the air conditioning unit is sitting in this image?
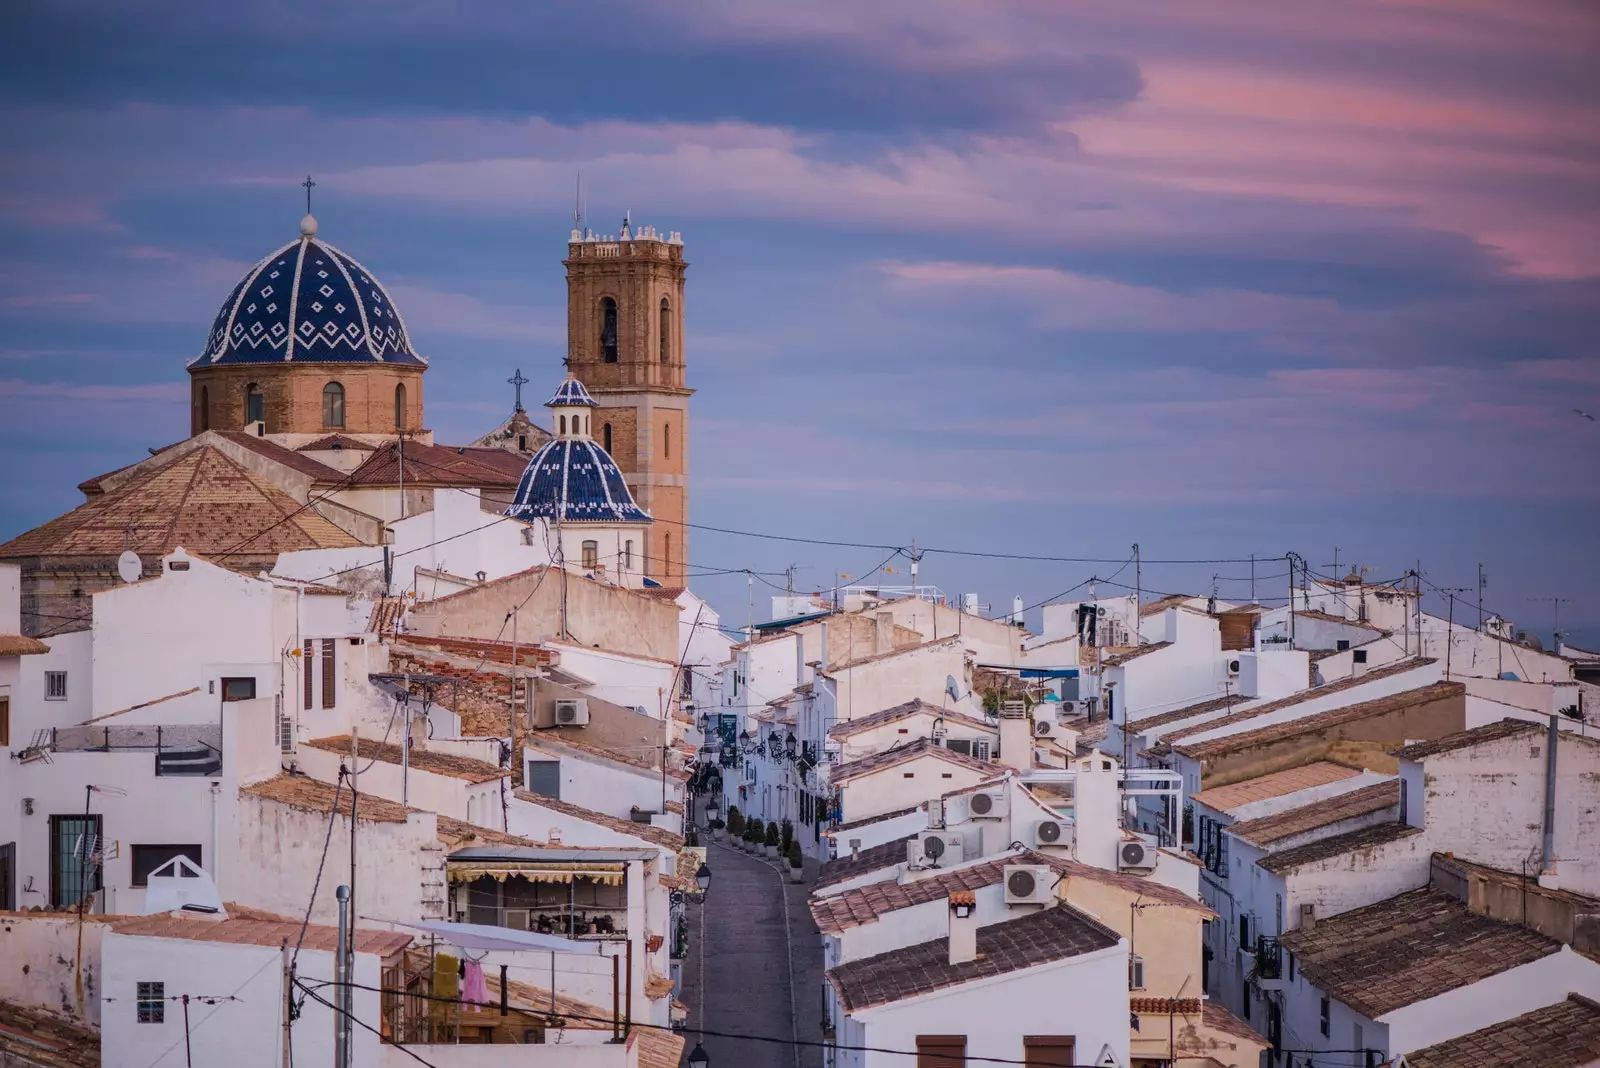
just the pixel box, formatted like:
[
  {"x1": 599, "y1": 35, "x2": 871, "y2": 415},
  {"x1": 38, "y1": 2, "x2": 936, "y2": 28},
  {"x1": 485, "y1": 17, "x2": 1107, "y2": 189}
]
[
  {"x1": 1226, "y1": 658, "x2": 1242, "y2": 677},
  {"x1": 1032, "y1": 819, "x2": 1069, "y2": 848},
  {"x1": 1033, "y1": 719, "x2": 1055, "y2": 738},
  {"x1": 926, "y1": 798, "x2": 946, "y2": 829},
  {"x1": 907, "y1": 831, "x2": 964, "y2": 868},
  {"x1": 1118, "y1": 840, "x2": 1153, "y2": 870},
  {"x1": 553, "y1": 698, "x2": 590, "y2": 726},
  {"x1": 967, "y1": 790, "x2": 1007, "y2": 820},
  {"x1": 1002, "y1": 864, "x2": 1053, "y2": 906}
]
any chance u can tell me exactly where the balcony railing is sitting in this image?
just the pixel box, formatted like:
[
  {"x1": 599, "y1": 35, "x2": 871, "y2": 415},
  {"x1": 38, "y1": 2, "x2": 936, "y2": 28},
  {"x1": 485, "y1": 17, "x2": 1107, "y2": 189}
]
[
  {"x1": 48, "y1": 725, "x2": 223, "y2": 776},
  {"x1": 1254, "y1": 935, "x2": 1282, "y2": 981}
]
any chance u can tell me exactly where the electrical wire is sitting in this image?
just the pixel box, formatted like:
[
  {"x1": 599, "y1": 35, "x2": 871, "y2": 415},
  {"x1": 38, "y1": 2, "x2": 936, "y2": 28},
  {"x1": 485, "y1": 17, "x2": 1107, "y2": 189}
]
[{"x1": 291, "y1": 767, "x2": 345, "y2": 968}]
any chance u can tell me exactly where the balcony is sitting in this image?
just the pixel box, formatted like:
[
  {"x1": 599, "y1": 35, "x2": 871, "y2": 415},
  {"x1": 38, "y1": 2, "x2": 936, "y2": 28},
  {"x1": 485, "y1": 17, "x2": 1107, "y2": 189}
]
[
  {"x1": 48, "y1": 725, "x2": 223, "y2": 777},
  {"x1": 1253, "y1": 935, "x2": 1284, "y2": 990}
]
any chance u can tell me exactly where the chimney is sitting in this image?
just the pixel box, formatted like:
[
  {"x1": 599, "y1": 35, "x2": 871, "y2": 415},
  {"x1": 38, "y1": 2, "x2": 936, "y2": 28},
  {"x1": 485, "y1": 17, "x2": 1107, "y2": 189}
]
[
  {"x1": 1539, "y1": 713, "x2": 1560, "y2": 886},
  {"x1": 1299, "y1": 902, "x2": 1316, "y2": 931},
  {"x1": 948, "y1": 891, "x2": 978, "y2": 965},
  {"x1": 819, "y1": 621, "x2": 830, "y2": 668},
  {"x1": 998, "y1": 700, "x2": 1031, "y2": 772},
  {"x1": 874, "y1": 612, "x2": 895, "y2": 655},
  {"x1": 795, "y1": 632, "x2": 806, "y2": 687},
  {"x1": 849, "y1": 838, "x2": 861, "y2": 860}
]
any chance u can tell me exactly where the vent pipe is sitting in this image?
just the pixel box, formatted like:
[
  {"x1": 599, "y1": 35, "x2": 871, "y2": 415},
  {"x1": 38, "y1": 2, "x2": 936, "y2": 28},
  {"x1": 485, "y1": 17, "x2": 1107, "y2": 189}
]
[{"x1": 1540, "y1": 714, "x2": 1559, "y2": 880}]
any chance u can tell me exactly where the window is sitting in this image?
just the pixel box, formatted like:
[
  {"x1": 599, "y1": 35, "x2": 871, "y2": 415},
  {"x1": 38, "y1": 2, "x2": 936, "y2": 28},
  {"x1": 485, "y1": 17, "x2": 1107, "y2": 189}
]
[
  {"x1": 600, "y1": 297, "x2": 618, "y2": 362},
  {"x1": 659, "y1": 298, "x2": 671, "y2": 363},
  {"x1": 623, "y1": 540, "x2": 633, "y2": 570},
  {"x1": 220, "y1": 677, "x2": 256, "y2": 702},
  {"x1": 131, "y1": 845, "x2": 202, "y2": 887},
  {"x1": 1288, "y1": 951, "x2": 1295, "y2": 982},
  {"x1": 603, "y1": 423, "x2": 613, "y2": 452},
  {"x1": 1241, "y1": 978, "x2": 1250, "y2": 1022},
  {"x1": 137, "y1": 981, "x2": 165, "y2": 1024},
  {"x1": 664, "y1": 423, "x2": 672, "y2": 459},
  {"x1": 50, "y1": 814, "x2": 102, "y2": 909},
  {"x1": 245, "y1": 383, "x2": 264, "y2": 425},
  {"x1": 581, "y1": 540, "x2": 598, "y2": 570},
  {"x1": 0, "y1": 697, "x2": 8, "y2": 746},
  {"x1": 322, "y1": 382, "x2": 345, "y2": 428},
  {"x1": 526, "y1": 760, "x2": 560, "y2": 799},
  {"x1": 1022, "y1": 1037, "x2": 1074, "y2": 1067},
  {"x1": 1353, "y1": 649, "x2": 1368, "y2": 664},
  {"x1": 303, "y1": 640, "x2": 314, "y2": 710},
  {"x1": 197, "y1": 386, "x2": 209, "y2": 432},
  {"x1": 1128, "y1": 954, "x2": 1145, "y2": 990},
  {"x1": 1319, "y1": 996, "x2": 1330, "y2": 1037},
  {"x1": 916, "y1": 1035, "x2": 965, "y2": 1067},
  {"x1": 560, "y1": 415, "x2": 567, "y2": 434},
  {"x1": 664, "y1": 531, "x2": 672, "y2": 573},
  {"x1": 45, "y1": 671, "x2": 67, "y2": 701},
  {"x1": 395, "y1": 383, "x2": 407, "y2": 429},
  {"x1": 1239, "y1": 913, "x2": 1252, "y2": 949},
  {"x1": 1336, "y1": 639, "x2": 1350, "y2": 652},
  {"x1": 320, "y1": 638, "x2": 336, "y2": 709}
]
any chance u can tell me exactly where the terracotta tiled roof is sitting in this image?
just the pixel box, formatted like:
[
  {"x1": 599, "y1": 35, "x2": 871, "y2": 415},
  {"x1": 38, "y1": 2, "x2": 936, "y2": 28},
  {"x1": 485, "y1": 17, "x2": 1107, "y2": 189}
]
[
  {"x1": 1171, "y1": 680, "x2": 1463, "y2": 760},
  {"x1": 296, "y1": 434, "x2": 379, "y2": 452},
  {"x1": 828, "y1": 699, "x2": 994, "y2": 740},
  {"x1": 1190, "y1": 761, "x2": 1362, "y2": 813},
  {"x1": 210, "y1": 431, "x2": 348, "y2": 481},
  {"x1": 831, "y1": 737, "x2": 1000, "y2": 785},
  {"x1": 108, "y1": 914, "x2": 413, "y2": 956},
  {"x1": 1226, "y1": 780, "x2": 1398, "y2": 846},
  {"x1": 1404, "y1": 994, "x2": 1600, "y2": 1068},
  {"x1": 815, "y1": 836, "x2": 915, "y2": 890},
  {"x1": 1139, "y1": 594, "x2": 1196, "y2": 617},
  {"x1": 368, "y1": 595, "x2": 405, "y2": 637},
  {"x1": 242, "y1": 773, "x2": 411, "y2": 822},
  {"x1": 0, "y1": 446, "x2": 363, "y2": 560},
  {"x1": 1124, "y1": 692, "x2": 1251, "y2": 734},
  {"x1": 0, "y1": 1000, "x2": 100, "y2": 1068},
  {"x1": 811, "y1": 850, "x2": 1208, "y2": 934},
  {"x1": 636, "y1": 1029, "x2": 686, "y2": 1068},
  {"x1": 825, "y1": 636, "x2": 964, "y2": 674},
  {"x1": 343, "y1": 440, "x2": 524, "y2": 488},
  {"x1": 1276, "y1": 887, "x2": 1561, "y2": 1018},
  {"x1": 1293, "y1": 608, "x2": 1382, "y2": 631},
  {"x1": 304, "y1": 736, "x2": 508, "y2": 783},
  {"x1": 514, "y1": 790, "x2": 684, "y2": 851},
  {"x1": 1148, "y1": 658, "x2": 1438, "y2": 754},
  {"x1": 827, "y1": 903, "x2": 1120, "y2": 1012},
  {"x1": 0, "y1": 634, "x2": 52, "y2": 655},
  {"x1": 1101, "y1": 641, "x2": 1172, "y2": 667},
  {"x1": 1258, "y1": 821, "x2": 1419, "y2": 874},
  {"x1": 1198, "y1": 1001, "x2": 1269, "y2": 1048},
  {"x1": 1391, "y1": 717, "x2": 1543, "y2": 760},
  {"x1": 827, "y1": 806, "x2": 921, "y2": 835},
  {"x1": 1130, "y1": 996, "x2": 1202, "y2": 1015}
]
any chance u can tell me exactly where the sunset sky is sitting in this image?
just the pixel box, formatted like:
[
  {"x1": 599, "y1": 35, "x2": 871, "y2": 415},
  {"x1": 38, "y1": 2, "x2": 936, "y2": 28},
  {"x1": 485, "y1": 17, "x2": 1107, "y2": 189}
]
[{"x1": 2, "y1": 1, "x2": 1597, "y2": 642}]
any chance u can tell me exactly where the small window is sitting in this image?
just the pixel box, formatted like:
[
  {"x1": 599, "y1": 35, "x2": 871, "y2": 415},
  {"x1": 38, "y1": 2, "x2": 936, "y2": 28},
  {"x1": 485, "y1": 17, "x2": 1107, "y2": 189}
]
[
  {"x1": 1319, "y1": 996, "x2": 1330, "y2": 1036},
  {"x1": 1239, "y1": 913, "x2": 1251, "y2": 949},
  {"x1": 1128, "y1": 954, "x2": 1145, "y2": 990},
  {"x1": 560, "y1": 415, "x2": 567, "y2": 435},
  {"x1": 322, "y1": 382, "x2": 345, "y2": 428},
  {"x1": 526, "y1": 760, "x2": 561, "y2": 799},
  {"x1": 0, "y1": 696, "x2": 9, "y2": 746},
  {"x1": 916, "y1": 1036, "x2": 965, "y2": 1067},
  {"x1": 664, "y1": 531, "x2": 672, "y2": 572},
  {"x1": 1022, "y1": 1036, "x2": 1074, "y2": 1067},
  {"x1": 659, "y1": 297, "x2": 671, "y2": 363},
  {"x1": 603, "y1": 423, "x2": 613, "y2": 452},
  {"x1": 394, "y1": 383, "x2": 407, "y2": 429},
  {"x1": 197, "y1": 385, "x2": 210, "y2": 432},
  {"x1": 245, "y1": 382, "x2": 264, "y2": 425},
  {"x1": 600, "y1": 297, "x2": 618, "y2": 362},
  {"x1": 1353, "y1": 649, "x2": 1369, "y2": 664},
  {"x1": 1241, "y1": 979, "x2": 1251, "y2": 1022},
  {"x1": 1336, "y1": 639, "x2": 1350, "y2": 652},
  {"x1": 45, "y1": 671, "x2": 67, "y2": 701},
  {"x1": 137, "y1": 981, "x2": 165, "y2": 1024},
  {"x1": 303, "y1": 640, "x2": 314, "y2": 710},
  {"x1": 664, "y1": 423, "x2": 672, "y2": 459},
  {"x1": 623, "y1": 540, "x2": 633, "y2": 569},
  {"x1": 581, "y1": 540, "x2": 599, "y2": 570},
  {"x1": 321, "y1": 638, "x2": 336, "y2": 710},
  {"x1": 518, "y1": 435, "x2": 527, "y2": 451},
  {"x1": 131, "y1": 845, "x2": 202, "y2": 887},
  {"x1": 1288, "y1": 951, "x2": 1295, "y2": 982},
  {"x1": 220, "y1": 677, "x2": 256, "y2": 702}
]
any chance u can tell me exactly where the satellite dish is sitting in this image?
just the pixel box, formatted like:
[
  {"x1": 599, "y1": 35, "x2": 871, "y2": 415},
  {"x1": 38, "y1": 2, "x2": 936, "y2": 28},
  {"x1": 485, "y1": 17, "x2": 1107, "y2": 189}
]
[
  {"x1": 945, "y1": 675, "x2": 961, "y2": 703},
  {"x1": 117, "y1": 550, "x2": 142, "y2": 584}
]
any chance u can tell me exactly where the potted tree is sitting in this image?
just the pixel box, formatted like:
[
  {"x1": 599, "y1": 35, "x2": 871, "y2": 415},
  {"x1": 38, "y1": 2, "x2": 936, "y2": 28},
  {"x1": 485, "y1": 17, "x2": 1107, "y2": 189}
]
[
  {"x1": 708, "y1": 817, "x2": 725, "y2": 842},
  {"x1": 780, "y1": 819, "x2": 795, "y2": 856},
  {"x1": 727, "y1": 809, "x2": 745, "y2": 847},
  {"x1": 786, "y1": 840, "x2": 804, "y2": 883},
  {"x1": 764, "y1": 821, "x2": 780, "y2": 859},
  {"x1": 747, "y1": 819, "x2": 764, "y2": 854}
]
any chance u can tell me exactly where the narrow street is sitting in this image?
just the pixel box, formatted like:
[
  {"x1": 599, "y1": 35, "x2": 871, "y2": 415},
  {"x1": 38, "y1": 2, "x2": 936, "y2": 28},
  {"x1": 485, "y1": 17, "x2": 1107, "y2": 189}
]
[{"x1": 678, "y1": 837, "x2": 825, "y2": 1068}]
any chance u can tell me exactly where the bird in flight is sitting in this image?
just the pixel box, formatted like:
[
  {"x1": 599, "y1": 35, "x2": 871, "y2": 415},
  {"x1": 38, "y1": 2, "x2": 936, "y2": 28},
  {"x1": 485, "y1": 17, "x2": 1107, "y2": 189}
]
[{"x1": 1576, "y1": 409, "x2": 1596, "y2": 421}]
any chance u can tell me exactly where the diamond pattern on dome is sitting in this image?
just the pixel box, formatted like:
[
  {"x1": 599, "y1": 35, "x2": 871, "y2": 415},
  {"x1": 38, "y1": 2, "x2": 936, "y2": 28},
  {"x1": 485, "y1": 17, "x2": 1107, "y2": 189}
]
[
  {"x1": 505, "y1": 439, "x2": 651, "y2": 525},
  {"x1": 192, "y1": 235, "x2": 426, "y2": 367},
  {"x1": 546, "y1": 376, "x2": 600, "y2": 407}
]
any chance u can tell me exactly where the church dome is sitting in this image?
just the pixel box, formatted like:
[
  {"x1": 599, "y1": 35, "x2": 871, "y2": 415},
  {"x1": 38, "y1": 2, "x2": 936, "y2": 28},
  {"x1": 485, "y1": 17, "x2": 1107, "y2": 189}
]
[
  {"x1": 190, "y1": 217, "x2": 426, "y2": 368},
  {"x1": 504, "y1": 375, "x2": 650, "y2": 525}
]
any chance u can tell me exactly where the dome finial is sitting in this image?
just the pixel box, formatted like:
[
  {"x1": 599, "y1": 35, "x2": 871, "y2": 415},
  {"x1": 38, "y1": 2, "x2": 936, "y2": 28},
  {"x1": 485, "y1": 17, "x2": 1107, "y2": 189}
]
[{"x1": 299, "y1": 213, "x2": 318, "y2": 238}]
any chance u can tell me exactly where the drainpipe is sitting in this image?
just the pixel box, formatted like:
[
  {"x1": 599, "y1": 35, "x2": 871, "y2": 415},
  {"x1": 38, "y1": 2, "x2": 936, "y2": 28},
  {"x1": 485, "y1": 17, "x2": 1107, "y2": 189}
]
[
  {"x1": 1539, "y1": 714, "x2": 1559, "y2": 881},
  {"x1": 211, "y1": 781, "x2": 221, "y2": 892}
]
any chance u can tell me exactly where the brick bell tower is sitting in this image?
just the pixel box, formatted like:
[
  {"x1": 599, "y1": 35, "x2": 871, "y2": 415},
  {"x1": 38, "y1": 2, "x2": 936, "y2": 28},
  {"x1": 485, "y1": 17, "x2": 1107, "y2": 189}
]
[{"x1": 564, "y1": 217, "x2": 691, "y2": 584}]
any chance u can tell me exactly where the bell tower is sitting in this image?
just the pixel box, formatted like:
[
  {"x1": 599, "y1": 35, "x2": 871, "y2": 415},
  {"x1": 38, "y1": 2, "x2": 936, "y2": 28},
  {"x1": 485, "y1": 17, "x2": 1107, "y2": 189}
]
[{"x1": 564, "y1": 218, "x2": 691, "y2": 584}]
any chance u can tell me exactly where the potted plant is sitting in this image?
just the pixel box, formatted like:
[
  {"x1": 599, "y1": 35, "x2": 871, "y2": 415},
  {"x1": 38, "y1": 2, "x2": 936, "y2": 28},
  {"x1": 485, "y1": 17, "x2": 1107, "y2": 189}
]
[
  {"x1": 727, "y1": 810, "x2": 745, "y2": 844},
  {"x1": 786, "y1": 840, "x2": 804, "y2": 883},
  {"x1": 708, "y1": 817, "x2": 725, "y2": 841},
  {"x1": 780, "y1": 819, "x2": 795, "y2": 855},
  {"x1": 747, "y1": 818, "x2": 764, "y2": 854},
  {"x1": 764, "y1": 821, "x2": 780, "y2": 858}
]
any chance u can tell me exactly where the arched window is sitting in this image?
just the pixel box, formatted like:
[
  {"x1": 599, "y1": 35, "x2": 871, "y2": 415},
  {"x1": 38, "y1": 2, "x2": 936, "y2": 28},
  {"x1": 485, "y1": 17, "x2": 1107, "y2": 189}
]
[
  {"x1": 560, "y1": 415, "x2": 567, "y2": 435},
  {"x1": 198, "y1": 386, "x2": 209, "y2": 432},
  {"x1": 659, "y1": 297, "x2": 671, "y2": 363},
  {"x1": 600, "y1": 297, "x2": 618, "y2": 363},
  {"x1": 245, "y1": 382, "x2": 264, "y2": 425},
  {"x1": 581, "y1": 540, "x2": 599, "y2": 570},
  {"x1": 623, "y1": 540, "x2": 633, "y2": 570},
  {"x1": 394, "y1": 383, "x2": 407, "y2": 429},
  {"x1": 603, "y1": 423, "x2": 613, "y2": 452},
  {"x1": 664, "y1": 532, "x2": 672, "y2": 573},
  {"x1": 664, "y1": 423, "x2": 672, "y2": 459},
  {"x1": 322, "y1": 382, "x2": 345, "y2": 428}
]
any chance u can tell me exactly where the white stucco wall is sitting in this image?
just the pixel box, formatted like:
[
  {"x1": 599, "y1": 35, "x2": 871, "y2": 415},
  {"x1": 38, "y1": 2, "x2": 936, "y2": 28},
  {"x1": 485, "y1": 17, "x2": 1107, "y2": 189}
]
[{"x1": 837, "y1": 755, "x2": 991, "y2": 824}]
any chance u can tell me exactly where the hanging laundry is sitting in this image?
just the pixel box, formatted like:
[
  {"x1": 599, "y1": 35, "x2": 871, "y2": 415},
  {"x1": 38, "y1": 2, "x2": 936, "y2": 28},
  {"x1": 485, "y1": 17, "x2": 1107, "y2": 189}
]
[{"x1": 461, "y1": 959, "x2": 489, "y2": 1011}]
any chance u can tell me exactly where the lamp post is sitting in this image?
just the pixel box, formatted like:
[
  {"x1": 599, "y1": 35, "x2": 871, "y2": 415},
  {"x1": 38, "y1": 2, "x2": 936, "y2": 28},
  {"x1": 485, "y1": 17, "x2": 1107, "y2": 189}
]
[
  {"x1": 695, "y1": 863, "x2": 712, "y2": 893},
  {"x1": 784, "y1": 732, "x2": 797, "y2": 761},
  {"x1": 688, "y1": 1041, "x2": 710, "y2": 1068}
]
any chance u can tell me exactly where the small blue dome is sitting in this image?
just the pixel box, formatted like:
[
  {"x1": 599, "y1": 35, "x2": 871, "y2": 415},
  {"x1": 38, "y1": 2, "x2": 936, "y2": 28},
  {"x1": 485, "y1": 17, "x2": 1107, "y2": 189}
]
[
  {"x1": 505, "y1": 439, "x2": 651, "y2": 524},
  {"x1": 548, "y1": 376, "x2": 599, "y2": 407},
  {"x1": 191, "y1": 228, "x2": 426, "y2": 367}
]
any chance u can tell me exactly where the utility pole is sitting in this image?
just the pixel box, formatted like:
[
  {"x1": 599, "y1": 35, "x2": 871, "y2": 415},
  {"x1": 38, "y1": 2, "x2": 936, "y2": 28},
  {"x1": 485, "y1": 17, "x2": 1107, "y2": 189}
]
[
  {"x1": 1528, "y1": 596, "x2": 1575, "y2": 650},
  {"x1": 1439, "y1": 587, "x2": 1471, "y2": 679},
  {"x1": 1477, "y1": 564, "x2": 1487, "y2": 630},
  {"x1": 1286, "y1": 554, "x2": 1299, "y2": 649},
  {"x1": 1249, "y1": 553, "x2": 1255, "y2": 603},
  {"x1": 334, "y1": 885, "x2": 351, "y2": 1068},
  {"x1": 508, "y1": 608, "x2": 518, "y2": 831},
  {"x1": 280, "y1": 938, "x2": 292, "y2": 1068},
  {"x1": 1133, "y1": 543, "x2": 1141, "y2": 641}
]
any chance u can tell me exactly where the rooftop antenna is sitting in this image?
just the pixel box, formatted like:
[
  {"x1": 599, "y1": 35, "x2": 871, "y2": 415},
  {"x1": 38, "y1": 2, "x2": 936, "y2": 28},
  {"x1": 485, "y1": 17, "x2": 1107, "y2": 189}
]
[{"x1": 573, "y1": 172, "x2": 583, "y2": 232}]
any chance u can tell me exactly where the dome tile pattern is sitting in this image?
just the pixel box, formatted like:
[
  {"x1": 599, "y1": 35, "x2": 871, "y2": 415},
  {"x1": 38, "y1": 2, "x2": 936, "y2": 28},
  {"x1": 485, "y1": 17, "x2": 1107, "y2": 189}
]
[
  {"x1": 192, "y1": 235, "x2": 425, "y2": 367},
  {"x1": 548, "y1": 377, "x2": 599, "y2": 407},
  {"x1": 505, "y1": 439, "x2": 651, "y2": 524}
]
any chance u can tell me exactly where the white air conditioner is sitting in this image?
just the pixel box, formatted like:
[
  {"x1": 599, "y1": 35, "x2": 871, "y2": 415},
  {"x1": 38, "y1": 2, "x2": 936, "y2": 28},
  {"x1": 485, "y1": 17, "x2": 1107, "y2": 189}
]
[
  {"x1": 1002, "y1": 864, "x2": 1053, "y2": 906},
  {"x1": 1117, "y1": 840, "x2": 1153, "y2": 870},
  {"x1": 926, "y1": 798, "x2": 946, "y2": 829},
  {"x1": 1226, "y1": 658, "x2": 1242, "y2": 677},
  {"x1": 967, "y1": 790, "x2": 1008, "y2": 820},
  {"x1": 907, "y1": 831, "x2": 964, "y2": 868},
  {"x1": 1033, "y1": 719, "x2": 1055, "y2": 739},
  {"x1": 553, "y1": 698, "x2": 590, "y2": 726},
  {"x1": 973, "y1": 739, "x2": 992, "y2": 762},
  {"x1": 1032, "y1": 819, "x2": 1069, "y2": 848}
]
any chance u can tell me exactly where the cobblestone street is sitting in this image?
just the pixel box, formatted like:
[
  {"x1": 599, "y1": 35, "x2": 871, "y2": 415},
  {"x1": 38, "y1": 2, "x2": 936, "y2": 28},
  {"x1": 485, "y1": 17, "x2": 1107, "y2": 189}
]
[{"x1": 678, "y1": 837, "x2": 824, "y2": 1068}]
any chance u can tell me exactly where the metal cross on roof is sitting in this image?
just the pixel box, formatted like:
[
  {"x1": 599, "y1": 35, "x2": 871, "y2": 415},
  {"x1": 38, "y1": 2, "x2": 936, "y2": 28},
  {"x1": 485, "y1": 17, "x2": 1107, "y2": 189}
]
[
  {"x1": 508, "y1": 368, "x2": 529, "y2": 411},
  {"x1": 302, "y1": 175, "x2": 316, "y2": 215}
]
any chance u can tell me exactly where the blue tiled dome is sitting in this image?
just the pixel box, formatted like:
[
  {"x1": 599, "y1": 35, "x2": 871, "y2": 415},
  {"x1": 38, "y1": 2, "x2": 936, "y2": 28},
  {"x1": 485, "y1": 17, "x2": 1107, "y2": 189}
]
[
  {"x1": 190, "y1": 221, "x2": 425, "y2": 367},
  {"x1": 505, "y1": 439, "x2": 652, "y2": 524},
  {"x1": 548, "y1": 377, "x2": 599, "y2": 407}
]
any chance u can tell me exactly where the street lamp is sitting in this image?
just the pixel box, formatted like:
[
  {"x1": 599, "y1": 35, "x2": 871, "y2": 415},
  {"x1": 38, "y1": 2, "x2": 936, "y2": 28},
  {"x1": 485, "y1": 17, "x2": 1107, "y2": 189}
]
[
  {"x1": 696, "y1": 863, "x2": 712, "y2": 893},
  {"x1": 784, "y1": 732, "x2": 797, "y2": 761},
  {"x1": 688, "y1": 1042, "x2": 710, "y2": 1068}
]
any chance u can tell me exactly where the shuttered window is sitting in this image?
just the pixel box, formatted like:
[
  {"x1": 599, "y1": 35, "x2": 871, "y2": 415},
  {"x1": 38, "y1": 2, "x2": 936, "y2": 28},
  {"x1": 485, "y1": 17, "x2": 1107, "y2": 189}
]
[
  {"x1": 916, "y1": 1036, "x2": 965, "y2": 1067},
  {"x1": 525, "y1": 760, "x2": 561, "y2": 800},
  {"x1": 1023, "y1": 1037, "x2": 1075, "y2": 1067},
  {"x1": 321, "y1": 639, "x2": 336, "y2": 709},
  {"x1": 303, "y1": 641, "x2": 314, "y2": 710}
]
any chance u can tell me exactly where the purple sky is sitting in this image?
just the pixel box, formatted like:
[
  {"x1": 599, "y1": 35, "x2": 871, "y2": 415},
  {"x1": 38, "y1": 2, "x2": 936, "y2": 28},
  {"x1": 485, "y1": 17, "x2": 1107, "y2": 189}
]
[{"x1": 1, "y1": 1, "x2": 1597, "y2": 644}]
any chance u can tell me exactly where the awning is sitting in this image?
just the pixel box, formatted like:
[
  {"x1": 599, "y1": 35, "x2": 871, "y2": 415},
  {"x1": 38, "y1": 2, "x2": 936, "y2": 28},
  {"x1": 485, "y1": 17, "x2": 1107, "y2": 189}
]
[
  {"x1": 1019, "y1": 668, "x2": 1081, "y2": 680},
  {"x1": 390, "y1": 920, "x2": 604, "y2": 955},
  {"x1": 447, "y1": 863, "x2": 625, "y2": 885}
]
